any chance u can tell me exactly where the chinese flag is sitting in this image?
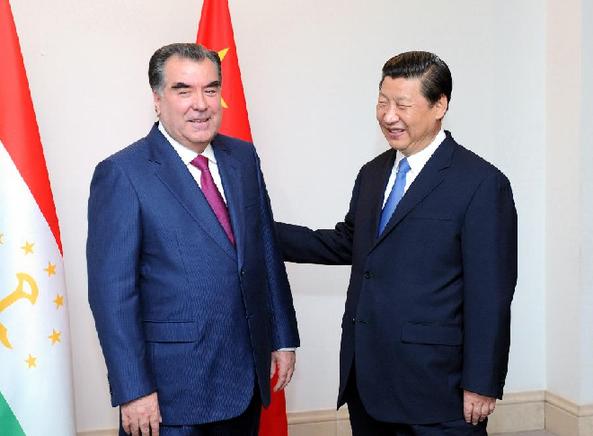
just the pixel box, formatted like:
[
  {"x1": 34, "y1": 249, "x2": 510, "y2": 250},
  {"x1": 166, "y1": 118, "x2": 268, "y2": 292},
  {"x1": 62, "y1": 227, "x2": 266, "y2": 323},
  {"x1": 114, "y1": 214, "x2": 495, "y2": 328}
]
[
  {"x1": 197, "y1": 2, "x2": 289, "y2": 435},
  {"x1": 197, "y1": 0, "x2": 252, "y2": 142}
]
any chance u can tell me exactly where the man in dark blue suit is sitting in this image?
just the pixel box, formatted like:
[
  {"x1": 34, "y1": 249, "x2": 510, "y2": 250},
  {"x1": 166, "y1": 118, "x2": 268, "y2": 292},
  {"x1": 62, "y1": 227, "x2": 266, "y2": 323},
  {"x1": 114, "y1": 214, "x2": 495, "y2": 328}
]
[
  {"x1": 87, "y1": 43, "x2": 299, "y2": 436},
  {"x1": 276, "y1": 51, "x2": 517, "y2": 435}
]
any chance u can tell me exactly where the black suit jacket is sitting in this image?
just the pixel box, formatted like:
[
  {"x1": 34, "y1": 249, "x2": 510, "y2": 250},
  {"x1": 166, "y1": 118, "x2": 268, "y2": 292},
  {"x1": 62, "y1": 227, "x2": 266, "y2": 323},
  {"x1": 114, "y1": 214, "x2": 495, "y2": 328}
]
[{"x1": 277, "y1": 131, "x2": 517, "y2": 424}]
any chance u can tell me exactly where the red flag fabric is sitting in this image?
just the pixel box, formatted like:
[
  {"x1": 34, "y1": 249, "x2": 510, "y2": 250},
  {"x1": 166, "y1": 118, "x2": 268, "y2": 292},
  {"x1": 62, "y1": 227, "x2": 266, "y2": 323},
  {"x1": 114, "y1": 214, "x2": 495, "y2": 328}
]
[
  {"x1": 197, "y1": 2, "x2": 288, "y2": 435},
  {"x1": 0, "y1": 0, "x2": 62, "y2": 254},
  {"x1": 197, "y1": 0, "x2": 252, "y2": 142},
  {"x1": 257, "y1": 373, "x2": 289, "y2": 436}
]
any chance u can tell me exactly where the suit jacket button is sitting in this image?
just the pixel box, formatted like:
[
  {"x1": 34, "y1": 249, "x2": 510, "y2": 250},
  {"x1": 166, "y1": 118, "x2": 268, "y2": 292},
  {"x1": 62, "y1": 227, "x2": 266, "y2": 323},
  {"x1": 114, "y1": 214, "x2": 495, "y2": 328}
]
[
  {"x1": 364, "y1": 271, "x2": 372, "y2": 279},
  {"x1": 352, "y1": 317, "x2": 356, "y2": 324},
  {"x1": 240, "y1": 268, "x2": 246, "y2": 276}
]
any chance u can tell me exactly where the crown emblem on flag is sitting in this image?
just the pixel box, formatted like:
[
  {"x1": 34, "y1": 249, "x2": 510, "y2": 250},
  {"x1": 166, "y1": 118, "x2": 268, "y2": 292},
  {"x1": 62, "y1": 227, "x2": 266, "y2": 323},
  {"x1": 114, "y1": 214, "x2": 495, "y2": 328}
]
[{"x1": 0, "y1": 273, "x2": 39, "y2": 349}]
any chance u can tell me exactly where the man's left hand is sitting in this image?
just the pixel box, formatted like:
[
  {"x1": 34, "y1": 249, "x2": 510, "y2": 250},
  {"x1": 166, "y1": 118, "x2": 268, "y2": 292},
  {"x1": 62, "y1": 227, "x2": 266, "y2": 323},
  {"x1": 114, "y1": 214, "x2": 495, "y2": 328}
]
[
  {"x1": 270, "y1": 350, "x2": 296, "y2": 392},
  {"x1": 463, "y1": 390, "x2": 496, "y2": 425}
]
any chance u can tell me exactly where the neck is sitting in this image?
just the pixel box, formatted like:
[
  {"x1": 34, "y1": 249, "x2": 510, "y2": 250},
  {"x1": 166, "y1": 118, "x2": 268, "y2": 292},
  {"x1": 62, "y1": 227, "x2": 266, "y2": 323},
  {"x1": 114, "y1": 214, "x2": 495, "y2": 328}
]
[
  {"x1": 158, "y1": 122, "x2": 208, "y2": 154},
  {"x1": 401, "y1": 126, "x2": 441, "y2": 157}
]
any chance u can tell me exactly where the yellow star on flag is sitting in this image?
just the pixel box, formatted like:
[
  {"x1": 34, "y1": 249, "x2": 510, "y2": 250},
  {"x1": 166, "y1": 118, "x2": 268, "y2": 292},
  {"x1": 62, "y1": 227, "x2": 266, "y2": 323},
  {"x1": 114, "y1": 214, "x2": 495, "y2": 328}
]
[
  {"x1": 25, "y1": 354, "x2": 37, "y2": 368},
  {"x1": 217, "y1": 48, "x2": 229, "y2": 109},
  {"x1": 48, "y1": 329, "x2": 62, "y2": 345},
  {"x1": 44, "y1": 261, "x2": 57, "y2": 276},
  {"x1": 21, "y1": 241, "x2": 34, "y2": 254},
  {"x1": 53, "y1": 294, "x2": 65, "y2": 309}
]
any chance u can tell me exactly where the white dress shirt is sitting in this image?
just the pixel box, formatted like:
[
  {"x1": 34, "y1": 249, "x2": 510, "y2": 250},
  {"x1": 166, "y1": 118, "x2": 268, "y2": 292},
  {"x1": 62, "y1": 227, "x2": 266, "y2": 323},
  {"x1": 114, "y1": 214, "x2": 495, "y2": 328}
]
[
  {"x1": 381, "y1": 129, "x2": 446, "y2": 208},
  {"x1": 158, "y1": 123, "x2": 228, "y2": 204}
]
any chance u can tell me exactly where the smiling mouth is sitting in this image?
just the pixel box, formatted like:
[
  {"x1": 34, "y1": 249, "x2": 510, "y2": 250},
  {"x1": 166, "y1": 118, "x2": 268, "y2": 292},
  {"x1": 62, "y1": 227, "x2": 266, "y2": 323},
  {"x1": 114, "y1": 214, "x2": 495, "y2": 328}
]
[
  {"x1": 187, "y1": 118, "x2": 211, "y2": 130},
  {"x1": 386, "y1": 127, "x2": 406, "y2": 137},
  {"x1": 189, "y1": 117, "x2": 210, "y2": 124}
]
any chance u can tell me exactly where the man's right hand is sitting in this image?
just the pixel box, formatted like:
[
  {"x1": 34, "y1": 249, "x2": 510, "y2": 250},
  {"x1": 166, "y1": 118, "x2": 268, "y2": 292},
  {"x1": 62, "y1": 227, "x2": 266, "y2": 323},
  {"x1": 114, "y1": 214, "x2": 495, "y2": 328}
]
[{"x1": 121, "y1": 392, "x2": 161, "y2": 436}]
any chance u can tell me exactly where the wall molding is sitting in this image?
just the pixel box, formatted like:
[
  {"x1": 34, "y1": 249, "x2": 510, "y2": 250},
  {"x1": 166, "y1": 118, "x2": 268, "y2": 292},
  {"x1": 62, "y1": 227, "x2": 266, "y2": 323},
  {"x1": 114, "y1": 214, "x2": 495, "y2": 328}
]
[
  {"x1": 77, "y1": 391, "x2": 593, "y2": 436},
  {"x1": 487, "y1": 390, "x2": 546, "y2": 433},
  {"x1": 545, "y1": 392, "x2": 593, "y2": 436},
  {"x1": 78, "y1": 431, "x2": 115, "y2": 436}
]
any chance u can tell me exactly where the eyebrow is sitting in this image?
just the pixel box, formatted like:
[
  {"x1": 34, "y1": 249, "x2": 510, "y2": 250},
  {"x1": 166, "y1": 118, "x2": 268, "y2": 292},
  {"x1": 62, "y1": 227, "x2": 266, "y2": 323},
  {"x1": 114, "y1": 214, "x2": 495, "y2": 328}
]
[
  {"x1": 171, "y1": 82, "x2": 191, "y2": 90},
  {"x1": 170, "y1": 80, "x2": 221, "y2": 90},
  {"x1": 377, "y1": 93, "x2": 411, "y2": 103}
]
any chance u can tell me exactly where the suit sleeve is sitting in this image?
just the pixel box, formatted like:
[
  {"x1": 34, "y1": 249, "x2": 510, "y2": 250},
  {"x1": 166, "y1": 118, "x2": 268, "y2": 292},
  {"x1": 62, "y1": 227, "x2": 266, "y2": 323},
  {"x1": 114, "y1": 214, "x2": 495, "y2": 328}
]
[
  {"x1": 274, "y1": 168, "x2": 362, "y2": 265},
  {"x1": 460, "y1": 171, "x2": 517, "y2": 399},
  {"x1": 87, "y1": 159, "x2": 156, "y2": 406},
  {"x1": 254, "y1": 150, "x2": 300, "y2": 350}
]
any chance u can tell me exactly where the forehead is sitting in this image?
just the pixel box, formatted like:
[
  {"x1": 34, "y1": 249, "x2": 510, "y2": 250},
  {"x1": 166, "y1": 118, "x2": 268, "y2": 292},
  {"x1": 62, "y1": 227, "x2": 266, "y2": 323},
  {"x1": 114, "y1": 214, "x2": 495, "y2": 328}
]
[
  {"x1": 162, "y1": 55, "x2": 218, "y2": 84},
  {"x1": 379, "y1": 76, "x2": 424, "y2": 100}
]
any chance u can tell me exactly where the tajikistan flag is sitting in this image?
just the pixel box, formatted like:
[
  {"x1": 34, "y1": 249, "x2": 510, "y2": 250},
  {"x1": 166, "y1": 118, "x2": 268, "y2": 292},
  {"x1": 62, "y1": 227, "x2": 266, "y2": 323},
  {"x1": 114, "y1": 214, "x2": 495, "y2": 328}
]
[{"x1": 0, "y1": 0, "x2": 76, "y2": 434}]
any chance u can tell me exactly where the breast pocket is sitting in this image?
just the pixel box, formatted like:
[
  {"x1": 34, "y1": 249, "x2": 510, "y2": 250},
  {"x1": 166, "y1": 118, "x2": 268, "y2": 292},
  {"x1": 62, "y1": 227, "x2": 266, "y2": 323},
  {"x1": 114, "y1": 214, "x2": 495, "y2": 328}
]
[{"x1": 403, "y1": 214, "x2": 461, "y2": 283}]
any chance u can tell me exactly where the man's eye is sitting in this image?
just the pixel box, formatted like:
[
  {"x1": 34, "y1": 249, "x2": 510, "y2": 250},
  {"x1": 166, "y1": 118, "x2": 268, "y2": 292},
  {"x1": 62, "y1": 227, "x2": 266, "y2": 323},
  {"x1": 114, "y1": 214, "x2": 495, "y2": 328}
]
[{"x1": 205, "y1": 88, "x2": 218, "y2": 96}]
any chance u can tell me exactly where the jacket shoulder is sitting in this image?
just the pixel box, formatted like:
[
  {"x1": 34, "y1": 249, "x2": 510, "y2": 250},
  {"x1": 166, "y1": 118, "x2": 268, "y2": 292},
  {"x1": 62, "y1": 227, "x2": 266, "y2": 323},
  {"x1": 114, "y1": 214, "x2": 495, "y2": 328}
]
[
  {"x1": 214, "y1": 133, "x2": 253, "y2": 149},
  {"x1": 451, "y1": 140, "x2": 510, "y2": 184},
  {"x1": 213, "y1": 134, "x2": 256, "y2": 160},
  {"x1": 101, "y1": 136, "x2": 151, "y2": 167},
  {"x1": 359, "y1": 148, "x2": 394, "y2": 174}
]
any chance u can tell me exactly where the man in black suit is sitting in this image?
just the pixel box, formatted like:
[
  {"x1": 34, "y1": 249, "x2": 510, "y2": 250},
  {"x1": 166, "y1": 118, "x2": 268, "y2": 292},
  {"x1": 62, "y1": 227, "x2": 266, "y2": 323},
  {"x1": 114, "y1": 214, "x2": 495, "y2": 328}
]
[{"x1": 276, "y1": 51, "x2": 517, "y2": 435}]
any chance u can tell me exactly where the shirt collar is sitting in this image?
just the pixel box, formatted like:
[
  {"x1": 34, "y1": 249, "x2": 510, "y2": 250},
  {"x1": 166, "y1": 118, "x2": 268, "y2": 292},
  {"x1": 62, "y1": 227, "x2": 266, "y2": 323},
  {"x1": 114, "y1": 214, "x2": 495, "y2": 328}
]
[
  {"x1": 395, "y1": 129, "x2": 446, "y2": 174},
  {"x1": 158, "y1": 122, "x2": 217, "y2": 166}
]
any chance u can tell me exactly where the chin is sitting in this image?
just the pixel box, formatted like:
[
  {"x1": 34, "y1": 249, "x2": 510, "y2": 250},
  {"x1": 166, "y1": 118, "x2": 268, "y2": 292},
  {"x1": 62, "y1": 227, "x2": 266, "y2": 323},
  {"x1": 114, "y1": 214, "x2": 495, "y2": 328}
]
[
  {"x1": 388, "y1": 142, "x2": 407, "y2": 151},
  {"x1": 191, "y1": 133, "x2": 214, "y2": 143}
]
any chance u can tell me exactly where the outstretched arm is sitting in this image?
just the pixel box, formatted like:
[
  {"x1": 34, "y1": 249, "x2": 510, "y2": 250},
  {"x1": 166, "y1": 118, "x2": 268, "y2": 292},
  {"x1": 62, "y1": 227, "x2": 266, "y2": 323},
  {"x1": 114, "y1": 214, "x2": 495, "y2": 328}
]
[{"x1": 275, "y1": 169, "x2": 363, "y2": 265}]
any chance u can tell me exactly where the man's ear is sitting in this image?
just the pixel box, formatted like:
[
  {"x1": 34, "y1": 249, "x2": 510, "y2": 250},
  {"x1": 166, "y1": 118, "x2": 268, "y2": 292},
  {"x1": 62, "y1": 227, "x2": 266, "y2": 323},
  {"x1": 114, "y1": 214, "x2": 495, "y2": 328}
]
[
  {"x1": 434, "y1": 94, "x2": 448, "y2": 121},
  {"x1": 153, "y1": 90, "x2": 161, "y2": 116}
]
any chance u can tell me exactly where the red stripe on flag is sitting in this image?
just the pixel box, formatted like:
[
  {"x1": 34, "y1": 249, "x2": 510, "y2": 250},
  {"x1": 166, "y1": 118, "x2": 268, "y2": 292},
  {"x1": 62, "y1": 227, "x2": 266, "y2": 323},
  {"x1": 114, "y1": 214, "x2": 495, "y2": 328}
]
[
  {"x1": 197, "y1": 0, "x2": 252, "y2": 142},
  {"x1": 197, "y1": 2, "x2": 288, "y2": 435},
  {"x1": 0, "y1": 0, "x2": 63, "y2": 254}
]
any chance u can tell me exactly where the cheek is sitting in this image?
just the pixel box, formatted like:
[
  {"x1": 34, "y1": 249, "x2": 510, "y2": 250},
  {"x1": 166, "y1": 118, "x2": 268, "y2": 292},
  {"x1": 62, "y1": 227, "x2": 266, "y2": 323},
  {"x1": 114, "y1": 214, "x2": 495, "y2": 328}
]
[
  {"x1": 376, "y1": 109, "x2": 387, "y2": 124},
  {"x1": 211, "y1": 100, "x2": 222, "y2": 113},
  {"x1": 213, "y1": 105, "x2": 223, "y2": 121}
]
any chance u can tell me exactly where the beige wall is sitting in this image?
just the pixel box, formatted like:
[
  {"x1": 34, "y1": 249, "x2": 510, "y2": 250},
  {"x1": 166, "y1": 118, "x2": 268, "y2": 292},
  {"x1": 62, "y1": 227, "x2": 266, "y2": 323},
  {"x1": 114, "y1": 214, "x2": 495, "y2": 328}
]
[
  {"x1": 10, "y1": 0, "x2": 589, "y2": 433},
  {"x1": 546, "y1": 0, "x2": 593, "y2": 406}
]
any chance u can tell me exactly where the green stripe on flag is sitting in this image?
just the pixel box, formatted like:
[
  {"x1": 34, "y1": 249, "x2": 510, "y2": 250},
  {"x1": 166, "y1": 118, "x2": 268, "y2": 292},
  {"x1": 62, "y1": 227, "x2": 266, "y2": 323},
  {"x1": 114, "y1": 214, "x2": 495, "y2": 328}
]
[{"x1": 0, "y1": 391, "x2": 25, "y2": 436}]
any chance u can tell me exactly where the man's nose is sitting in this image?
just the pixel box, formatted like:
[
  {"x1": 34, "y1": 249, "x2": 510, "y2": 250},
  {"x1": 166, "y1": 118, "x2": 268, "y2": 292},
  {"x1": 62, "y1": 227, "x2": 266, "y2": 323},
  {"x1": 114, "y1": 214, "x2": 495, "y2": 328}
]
[
  {"x1": 191, "y1": 92, "x2": 208, "y2": 111},
  {"x1": 382, "y1": 106, "x2": 400, "y2": 123}
]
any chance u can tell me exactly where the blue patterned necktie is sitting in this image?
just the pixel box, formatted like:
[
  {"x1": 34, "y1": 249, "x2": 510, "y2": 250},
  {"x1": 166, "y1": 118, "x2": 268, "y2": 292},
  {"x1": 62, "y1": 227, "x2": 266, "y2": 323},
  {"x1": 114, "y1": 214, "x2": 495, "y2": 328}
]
[{"x1": 377, "y1": 157, "x2": 411, "y2": 236}]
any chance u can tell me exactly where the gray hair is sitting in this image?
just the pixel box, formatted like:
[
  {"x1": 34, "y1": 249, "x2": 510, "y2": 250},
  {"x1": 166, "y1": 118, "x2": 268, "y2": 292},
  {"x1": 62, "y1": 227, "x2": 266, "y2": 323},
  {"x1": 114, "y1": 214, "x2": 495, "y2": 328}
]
[{"x1": 148, "y1": 43, "x2": 222, "y2": 93}]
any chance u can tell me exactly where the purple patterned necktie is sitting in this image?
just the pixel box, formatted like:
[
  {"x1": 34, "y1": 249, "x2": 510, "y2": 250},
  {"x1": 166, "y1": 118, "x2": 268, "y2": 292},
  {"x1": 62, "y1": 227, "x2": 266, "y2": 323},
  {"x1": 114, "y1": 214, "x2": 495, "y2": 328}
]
[{"x1": 191, "y1": 155, "x2": 235, "y2": 245}]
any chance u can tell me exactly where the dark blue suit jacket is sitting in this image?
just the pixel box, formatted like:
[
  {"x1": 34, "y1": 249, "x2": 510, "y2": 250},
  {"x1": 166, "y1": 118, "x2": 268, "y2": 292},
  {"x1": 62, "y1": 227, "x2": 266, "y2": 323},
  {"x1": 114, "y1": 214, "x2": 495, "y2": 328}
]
[
  {"x1": 277, "y1": 132, "x2": 517, "y2": 424},
  {"x1": 87, "y1": 124, "x2": 299, "y2": 425}
]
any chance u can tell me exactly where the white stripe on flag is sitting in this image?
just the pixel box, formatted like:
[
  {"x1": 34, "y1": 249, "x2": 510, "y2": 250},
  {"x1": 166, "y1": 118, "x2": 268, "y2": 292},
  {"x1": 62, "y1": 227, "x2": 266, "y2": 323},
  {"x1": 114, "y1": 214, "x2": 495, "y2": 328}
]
[{"x1": 0, "y1": 140, "x2": 76, "y2": 436}]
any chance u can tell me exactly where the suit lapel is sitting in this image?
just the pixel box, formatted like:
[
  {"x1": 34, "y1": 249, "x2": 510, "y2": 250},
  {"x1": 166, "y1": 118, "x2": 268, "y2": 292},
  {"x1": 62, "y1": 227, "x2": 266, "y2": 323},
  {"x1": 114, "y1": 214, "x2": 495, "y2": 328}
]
[
  {"x1": 146, "y1": 125, "x2": 236, "y2": 260},
  {"x1": 364, "y1": 150, "x2": 396, "y2": 245},
  {"x1": 212, "y1": 136, "x2": 246, "y2": 266},
  {"x1": 372, "y1": 136, "x2": 456, "y2": 249}
]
